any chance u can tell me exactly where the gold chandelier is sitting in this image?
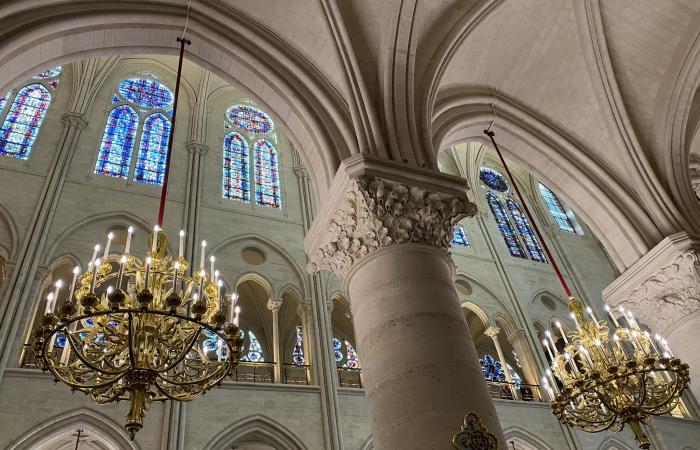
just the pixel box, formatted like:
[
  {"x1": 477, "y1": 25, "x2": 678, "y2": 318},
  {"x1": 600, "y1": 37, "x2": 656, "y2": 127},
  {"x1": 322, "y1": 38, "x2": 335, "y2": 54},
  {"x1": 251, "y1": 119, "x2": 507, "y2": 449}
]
[
  {"x1": 540, "y1": 298, "x2": 689, "y2": 449},
  {"x1": 31, "y1": 35, "x2": 244, "y2": 438},
  {"x1": 483, "y1": 130, "x2": 690, "y2": 449}
]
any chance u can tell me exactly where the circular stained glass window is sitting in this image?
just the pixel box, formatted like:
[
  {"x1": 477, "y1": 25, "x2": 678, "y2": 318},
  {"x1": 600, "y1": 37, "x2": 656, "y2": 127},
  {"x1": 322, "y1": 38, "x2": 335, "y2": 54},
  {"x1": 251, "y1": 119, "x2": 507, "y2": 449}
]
[
  {"x1": 479, "y1": 167, "x2": 509, "y2": 192},
  {"x1": 118, "y1": 78, "x2": 174, "y2": 109},
  {"x1": 33, "y1": 66, "x2": 62, "y2": 79},
  {"x1": 226, "y1": 104, "x2": 274, "y2": 135}
]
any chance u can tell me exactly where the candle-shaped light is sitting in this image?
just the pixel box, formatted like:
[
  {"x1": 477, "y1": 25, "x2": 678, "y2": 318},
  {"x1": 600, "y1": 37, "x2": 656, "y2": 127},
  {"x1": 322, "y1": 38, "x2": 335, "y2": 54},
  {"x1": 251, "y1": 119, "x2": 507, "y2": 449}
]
[
  {"x1": 90, "y1": 244, "x2": 100, "y2": 268},
  {"x1": 214, "y1": 270, "x2": 220, "y2": 283},
  {"x1": 144, "y1": 256, "x2": 153, "y2": 290},
  {"x1": 577, "y1": 345, "x2": 593, "y2": 367},
  {"x1": 53, "y1": 279, "x2": 63, "y2": 303},
  {"x1": 125, "y1": 226, "x2": 134, "y2": 255},
  {"x1": 541, "y1": 377, "x2": 554, "y2": 401},
  {"x1": 89, "y1": 258, "x2": 101, "y2": 293},
  {"x1": 626, "y1": 310, "x2": 641, "y2": 330},
  {"x1": 217, "y1": 338, "x2": 223, "y2": 362},
  {"x1": 116, "y1": 255, "x2": 127, "y2": 289},
  {"x1": 545, "y1": 330, "x2": 559, "y2": 355},
  {"x1": 103, "y1": 232, "x2": 114, "y2": 259},
  {"x1": 217, "y1": 279, "x2": 223, "y2": 308},
  {"x1": 210, "y1": 256, "x2": 216, "y2": 280},
  {"x1": 543, "y1": 339, "x2": 555, "y2": 360},
  {"x1": 68, "y1": 266, "x2": 80, "y2": 301},
  {"x1": 173, "y1": 261, "x2": 180, "y2": 294},
  {"x1": 198, "y1": 269, "x2": 205, "y2": 300},
  {"x1": 199, "y1": 240, "x2": 207, "y2": 269},
  {"x1": 604, "y1": 305, "x2": 620, "y2": 328},
  {"x1": 45, "y1": 292, "x2": 55, "y2": 314},
  {"x1": 613, "y1": 334, "x2": 627, "y2": 358},
  {"x1": 585, "y1": 306, "x2": 599, "y2": 327},
  {"x1": 555, "y1": 321, "x2": 569, "y2": 345},
  {"x1": 644, "y1": 331, "x2": 660, "y2": 355},
  {"x1": 660, "y1": 337, "x2": 675, "y2": 357},
  {"x1": 564, "y1": 352, "x2": 579, "y2": 375},
  {"x1": 545, "y1": 368, "x2": 559, "y2": 394},
  {"x1": 106, "y1": 286, "x2": 114, "y2": 295},
  {"x1": 178, "y1": 229, "x2": 185, "y2": 258},
  {"x1": 233, "y1": 305, "x2": 241, "y2": 326},
  {"x1": 229, "y1": 292, "x2": 239, "y2": 323},
  {"x1": 151, "y1": 225, "x2": 160, "y2": 254},
  {"x1": 569, "y1": 312, "x2": 582, "y2": 332}
]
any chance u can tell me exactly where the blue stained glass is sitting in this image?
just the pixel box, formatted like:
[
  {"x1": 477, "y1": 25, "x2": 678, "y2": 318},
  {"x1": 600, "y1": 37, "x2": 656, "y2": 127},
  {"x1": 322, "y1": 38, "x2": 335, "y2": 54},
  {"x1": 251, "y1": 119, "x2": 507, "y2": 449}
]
[
  {"x1": 332, "y1": 337, "x2": 343, "y2": 362},
  {"x1": 33, "y1": 66, "x2": 62, "y2": 79},
  {"x1": 0, "y1": 84, "x2": 51, "y2": 160},
  {"x1": 223, "y1": 132, "x2": 250, "y2": 202},
  {"x1": 226, "y1": 104, "x2": 273, "y2": 134},
  {"x1": 95, "y1": 105, "x2": 138, "y2": 178},
  {"x1": 246, "y1": 331, "x2": 264, "y2": 362},
  {"x1": 343, "y1": 340, "x2": 360, "y2": 369},
  {"x1": 480, "y1": 167, "x2": 509, "y2": 192},
  {"x1": 538, "y1": 183, "x2": 576, "y2": 233},
  {"x1": 254, "y1": 139, "x2": 281, "y2": 208},
  {"x1": 292, "y1": 327, "x2": 305, "y2": 365},
  {"x1": 134, "y1": 113, "x2": 171, "y2": 185},
  {"x1": 486, "y1": 192, "x2": 526, "y2": 258},
  {"x1": 0, "y1": 91, "x2": 10, "y2": 113},
  {"x1": 118, "y1": 78, "x2": 173, "y2": 109},
  {"x1": 451, "y1": 225, "x2": 469, "y2": 246},
  {"x1": 111, "y1": 95, "x2": 120, "y2": 104},
  {"x1": 507, "y1": 364, "x2": 522, "y2": 389},
  {"x1": 480, "y1": 354, "x2": 506, "y2": 382},
  {"x1": 506, "y1": 197, "x2": 547, "y2": 263},
  {"x1": 55, "y1": 331, "x2": 67, "y2": 348}
]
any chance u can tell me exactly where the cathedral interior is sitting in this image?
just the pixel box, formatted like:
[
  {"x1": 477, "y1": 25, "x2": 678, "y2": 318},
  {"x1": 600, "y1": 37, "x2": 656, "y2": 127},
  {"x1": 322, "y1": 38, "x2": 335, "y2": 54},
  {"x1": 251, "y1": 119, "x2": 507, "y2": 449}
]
[{"x1": 0, "y1": 1, "x2": 699, "y2": 449}]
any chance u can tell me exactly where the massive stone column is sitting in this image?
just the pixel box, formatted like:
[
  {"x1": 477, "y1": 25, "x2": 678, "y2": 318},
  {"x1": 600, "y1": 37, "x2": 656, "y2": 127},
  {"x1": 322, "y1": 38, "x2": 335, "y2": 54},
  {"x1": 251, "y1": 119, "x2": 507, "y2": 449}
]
[
  {"x1": 306, "y1": 156, "x2": 505, "y2": 449},
  {"x1": 604, "y1": 232, "x2": 700, "y2": 400}
]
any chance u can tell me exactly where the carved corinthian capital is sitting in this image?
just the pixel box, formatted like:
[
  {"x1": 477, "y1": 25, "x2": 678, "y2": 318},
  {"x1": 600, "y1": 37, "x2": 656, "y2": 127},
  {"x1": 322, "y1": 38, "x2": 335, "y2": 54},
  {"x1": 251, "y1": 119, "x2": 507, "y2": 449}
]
[
  {"x1": 305, "y1": 156, "x2": 476, "y2": 278},
  {"x1": 604, "y1": 233, "x2": 700, "y2": 332}
]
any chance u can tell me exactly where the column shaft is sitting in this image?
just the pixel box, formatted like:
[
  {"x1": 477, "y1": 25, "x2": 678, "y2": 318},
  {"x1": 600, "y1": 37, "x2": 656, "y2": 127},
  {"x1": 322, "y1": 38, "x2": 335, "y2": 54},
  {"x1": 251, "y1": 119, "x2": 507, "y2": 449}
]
[{"x1": 347, "y1": 244, "x2": 505, "y2": 449}]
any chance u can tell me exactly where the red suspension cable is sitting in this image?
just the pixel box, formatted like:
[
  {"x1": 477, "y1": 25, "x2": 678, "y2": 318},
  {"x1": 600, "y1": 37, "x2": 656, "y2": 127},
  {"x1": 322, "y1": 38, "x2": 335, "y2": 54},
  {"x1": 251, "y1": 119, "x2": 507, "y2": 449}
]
[
  {"x1": 156, "y1": 37, "x2": 191, "y2": 227},
  {"x1": 484, "y1": 130, "x2": 573, "y2": 298}
]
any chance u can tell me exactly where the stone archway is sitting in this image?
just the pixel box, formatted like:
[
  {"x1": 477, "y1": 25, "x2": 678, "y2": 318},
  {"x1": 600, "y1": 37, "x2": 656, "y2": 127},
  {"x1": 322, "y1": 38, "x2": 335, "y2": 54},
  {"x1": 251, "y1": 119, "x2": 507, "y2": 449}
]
[{"x1": 204, "y1": 414, "x2": 308, "y2": 450}]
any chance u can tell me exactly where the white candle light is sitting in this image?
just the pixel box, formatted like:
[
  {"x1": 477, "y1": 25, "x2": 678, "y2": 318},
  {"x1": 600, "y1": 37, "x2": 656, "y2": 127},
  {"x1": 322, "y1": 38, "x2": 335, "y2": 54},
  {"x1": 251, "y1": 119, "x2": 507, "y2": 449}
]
[
  {"x1": 116, "y1": 255, "x2": 127, "y2": 289},
  {"x1": 173, "y1": 262, "x2": 180, "y2": 294},
  {"x1": 569, "y1": 312, "x2": 582, "y2": 332},
  {"x1": 586, "y1": 306, "x2": 599, "y2": 327},
  {"x1": 543, "y1": 339, "x2": 555, "y2": 360},
  {"x1": 103, "y1": 232, "x2": 114, "y2": 259},
  {"x1": 125, "y1": 226, "x2": 134, "y2": 255},
  {"x1": 89, "y1": 258, "x2": 101, "y2": 293},
  {"x1": 151, "y1": 225, "x2": 160, "y2": 254},
  {"x1": 233, "y1": 305, "x2": 241, "y2": 326},
  {"x1": 555, "y1": 321, "x2": 569, "y2": 345},
  {"x1": 604, "y1": 305, "x2": 620, "y2": 328},
  {"x1": 210, "y1": 256, "x2": 216, "y2": 280},
  {"x1": 545, "y1": 369, "x2": 559, "y2": 393},
  {"x1": 144, "y1": 256, "x2": 153, "y2": 290},
  {"x1": 217, "y1": 279, "x2": 223, "y2": 306},
  {"x1": 198, "y1": 269, "x2": 205, "y2": 300},
  {"x1": 199, "y1": 241, "x2": 207, "y2": 269},
  {"x1": 545, "y1": 330, "x2": 559, "y2": 355},
  {"x1": 644, "y1": 331, "x2": 660, "y2": 355},
  {"x1": 90, "y1": 244, "x2": 100, "y2": 268},
  {"x1": 178, "y1": 229, "x2": 185, "y2": 258},
  {"x1": 229, "y1": 292, "x2": 239, "y2": 323},
  {"x1": 45, "y1": 292, "x2": 55, "y2": 314},
  {"x1": 68, "y1": 266, "x2": 80, "y2": 301},
  {"x1": 53, "y1": 279, "x2": 63, "y2": 303}
]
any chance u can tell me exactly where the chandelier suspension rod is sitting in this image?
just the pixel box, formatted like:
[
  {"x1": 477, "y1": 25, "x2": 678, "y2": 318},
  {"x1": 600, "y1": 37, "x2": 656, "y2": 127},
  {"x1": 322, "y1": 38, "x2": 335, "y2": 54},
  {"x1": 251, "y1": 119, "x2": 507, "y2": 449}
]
[
  {"x1": 484, "y1": 129, "x2": 573, "y2": 298},
  {"x1": 157, "y1": 36, "x2": 191, "y2": 228}
]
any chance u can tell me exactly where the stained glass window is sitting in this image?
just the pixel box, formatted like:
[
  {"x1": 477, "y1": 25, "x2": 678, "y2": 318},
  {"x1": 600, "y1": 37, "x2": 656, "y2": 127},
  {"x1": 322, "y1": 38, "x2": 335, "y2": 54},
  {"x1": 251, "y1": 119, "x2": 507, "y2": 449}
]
[
  {"x1": 223, "y1": 132, "x2": 250, "y2": 202},
  {"x1": 118, "y1": 78, "x2": 173, "y2": 109},
  {"x1": 480, "y1": 354, "x2": 506, "y2": 382},
  {"x1": 507, "y1": 364, "x2": 522, "y2": 389},
  {"x1": 254, "y1": 139, "x2": 281, "y2": 208},
  {"x1": 246, "y1": 331, "x2": 264, "y2": 362},
  {"x1": 451, "y1": 225, "x2": 469, "y2": 246},
  {"x1": 33, "y1": 66, "x2": 63, "y2": 79},
  {"x1": 95, "y1": 105, "x2": 138, "y2": 178},
  {"x1": 134, "y1": 113, "x2": 171, "y2": 185},
  {"x1": 292, "y1": 326, "x2": 305, "y2": 365},
  {"x1": 506, "y1": 197, "x2": 547, "y2": 263},
  {"x1": 343, "y1": 340, "x2": 360, "y2": 369},
  {"x1": 226, "y1": 104, "x2": 274, "y2": 135},
  {"x1": 0, "y1": 84, "x2": 52, "y2": 159},
  {"x1": 538, "y1": 183, "x2": 576, "y2": 233},
  {"x1": 479, "y1": 167, "x2": 509, "y2": 192},
  {"x1": 0, "y1": 91, "x2": 10, "y2": 114},
  {"x1": 332, "y1": 337, "x2": 343, "y2": 362},
  {"x1": 486, "y1": 192, "x2": 526, "y2": 258}
]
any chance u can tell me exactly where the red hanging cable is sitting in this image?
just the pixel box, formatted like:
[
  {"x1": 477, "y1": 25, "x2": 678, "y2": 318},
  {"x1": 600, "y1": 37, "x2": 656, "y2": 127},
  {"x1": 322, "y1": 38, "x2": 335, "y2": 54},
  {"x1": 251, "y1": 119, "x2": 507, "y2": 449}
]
[
  {"x1": 484, "y1": 129, "x2": 573, "y2": 298},
  {"x1": 156, "y1": 37, "x2": 191, "y2": 227}
]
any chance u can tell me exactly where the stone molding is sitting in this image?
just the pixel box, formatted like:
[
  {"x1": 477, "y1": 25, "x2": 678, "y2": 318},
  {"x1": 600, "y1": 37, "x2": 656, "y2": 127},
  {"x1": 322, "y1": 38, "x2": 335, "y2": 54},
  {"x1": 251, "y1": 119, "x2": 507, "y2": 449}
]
[
  {"x1": 604, "y1": 232, "x2": 700, "y2": 332},
  {"x1": 483, "y1": 326, "x2": 500, "y2": 339},
  {"x1": 186, "y1": 140, "x2": 209, "y2": 157},
  {"x1": 266, "y1": 299, "x2": 283, "y2": 313},
  {"x1": 60, "y1": 112, "x2": 88, "y2": 130},
  {"x1": 305, "y1": 155, "x2": 476, "y2": 279}
]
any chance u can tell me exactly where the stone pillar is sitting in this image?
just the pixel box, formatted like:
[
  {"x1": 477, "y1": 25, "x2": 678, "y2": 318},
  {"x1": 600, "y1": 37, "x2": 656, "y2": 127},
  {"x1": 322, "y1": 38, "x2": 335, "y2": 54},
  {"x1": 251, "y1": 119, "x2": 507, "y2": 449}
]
[
  {"x1": 297, "y1": 298, "x2": 314, "y2": 383},
  {"x1": 484, "y1": 326, "x2": 517, "y2": 399},
  {"x1": 306, "y1": 156, "x2": 505, "y2": 449},
  {"x1": 603, "y1": 232, "x2": 700, "y2": 400},
  {"x1": 267, "y1": 299, "x2": 283, "y2": 383},
  {"x1": 507, "y1": 329, "x2": 540, "y2": 388}
]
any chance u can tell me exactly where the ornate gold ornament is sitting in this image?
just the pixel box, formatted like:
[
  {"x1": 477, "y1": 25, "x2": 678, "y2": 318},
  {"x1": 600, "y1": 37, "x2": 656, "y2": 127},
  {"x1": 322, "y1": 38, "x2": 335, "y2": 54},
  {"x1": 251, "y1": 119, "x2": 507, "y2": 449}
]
[
  {"x1": 452, "y1": 412, "x2": 499, "y2": 450},
  {"x1": 542, "y1": 298, "x2": 690, "y2": 449},
  {"x1": 32, "y1": 231, "x2": 244, "y2": 438}
]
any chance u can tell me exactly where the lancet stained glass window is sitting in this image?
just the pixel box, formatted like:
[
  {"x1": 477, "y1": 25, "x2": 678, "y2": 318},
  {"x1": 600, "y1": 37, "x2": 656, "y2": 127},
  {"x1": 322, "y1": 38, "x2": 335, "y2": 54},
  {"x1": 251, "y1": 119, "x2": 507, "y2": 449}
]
[
  {"x1": 292, "y1": 326, "x2": 305, "y2": 365},
  {"x1": 95, "y1": 105, "x2": 138, "y2": 178},
  {"x1": 223, "y1": 132, "x2": 250, "y2": 202},
  {"x1": 451, "y1": 225, "x2": 469, "y2": 246},
  {"x1": 254, "y1": 139, "x2": 281, "y2": 208},
  {"x1": 96, "y1": 77, "x2": 173, "y2": 184},
  {"x1": 0, "y1": 84, "x2": 52, "y2": 159},
  {"x1": 343, "y1": 341, "x2": 360, "y2": 369},
  {"x1": 226, "y1": 104, "x2": 273, "y2": 135},
  {"x1": 538, "y1": 183, "x2": 576, "y2": 233},
  {"x1": 506, "y1": 197, "x2": 547, "y2": 263},
  {"x1": 245, "y1": 331, "x2": 264, "y2": 362},
  {"x1": 0, "y1": 91, "x2": 10, "y2": 114},
  {"x1": 134, "y1": 113, "x2": 171, "y2": 185},
  {"x1": 486, "y1": 192, "x2": 525, "y2": 258}
]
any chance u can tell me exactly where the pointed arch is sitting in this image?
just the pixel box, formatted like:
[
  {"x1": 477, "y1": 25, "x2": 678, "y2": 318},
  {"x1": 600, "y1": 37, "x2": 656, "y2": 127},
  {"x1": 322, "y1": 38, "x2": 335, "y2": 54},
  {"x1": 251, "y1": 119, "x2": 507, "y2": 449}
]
[
  {"x1": 505, "y1": 196, "x2": 546, "y2": 263},
  {"x1": 597, "y1": 436, "x2": 636, "y2": 450},
  {"x1": 134, "y1": 112, "x2": 171, "y2": 185},
  {"x1": 222, "y1": 131, "x2": 250, "y2": 202},
  {"x1": 503, "y1": 426, "x2": 554, "y2": 450},
  {"x1": 485, "y1": 192, "x2": 526, "y2": 259},
  {"x1": 95, "y1": 104, "x2": 138, "y2": 178},
  {"x1": 538, "y1": 182, "x2": 576, "y2": 233},
  {"x1": 6, "y1": 408, "x2": 138, "y2": 450},
  {"x1": 253, "y1": 138, "x2": 281, "y2": 208},
  {"x1": 0, "y1": 201, "x2": 20, "y2": 259},
  {"x1": 0, "y1": 83, "x2": 52, "y2": 159},
  {"x1": 203, "y1": 414, "x2": 308, "y2": 450}
]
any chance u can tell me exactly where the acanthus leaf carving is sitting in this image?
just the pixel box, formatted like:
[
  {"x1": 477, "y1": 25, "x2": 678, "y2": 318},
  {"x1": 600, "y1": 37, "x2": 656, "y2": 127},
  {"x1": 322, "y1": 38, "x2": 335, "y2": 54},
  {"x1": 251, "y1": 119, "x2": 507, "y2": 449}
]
[{"x1": 307, "y1": 176, "x2": 476, "y2": 278}]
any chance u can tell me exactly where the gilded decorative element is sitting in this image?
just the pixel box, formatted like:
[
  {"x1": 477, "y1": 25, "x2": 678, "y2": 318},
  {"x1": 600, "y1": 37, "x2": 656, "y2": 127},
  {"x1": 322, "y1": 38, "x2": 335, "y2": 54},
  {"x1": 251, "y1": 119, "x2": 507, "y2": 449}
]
[{"x1": 452, "y1": 412, "x2": 499, "y2": 450}]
